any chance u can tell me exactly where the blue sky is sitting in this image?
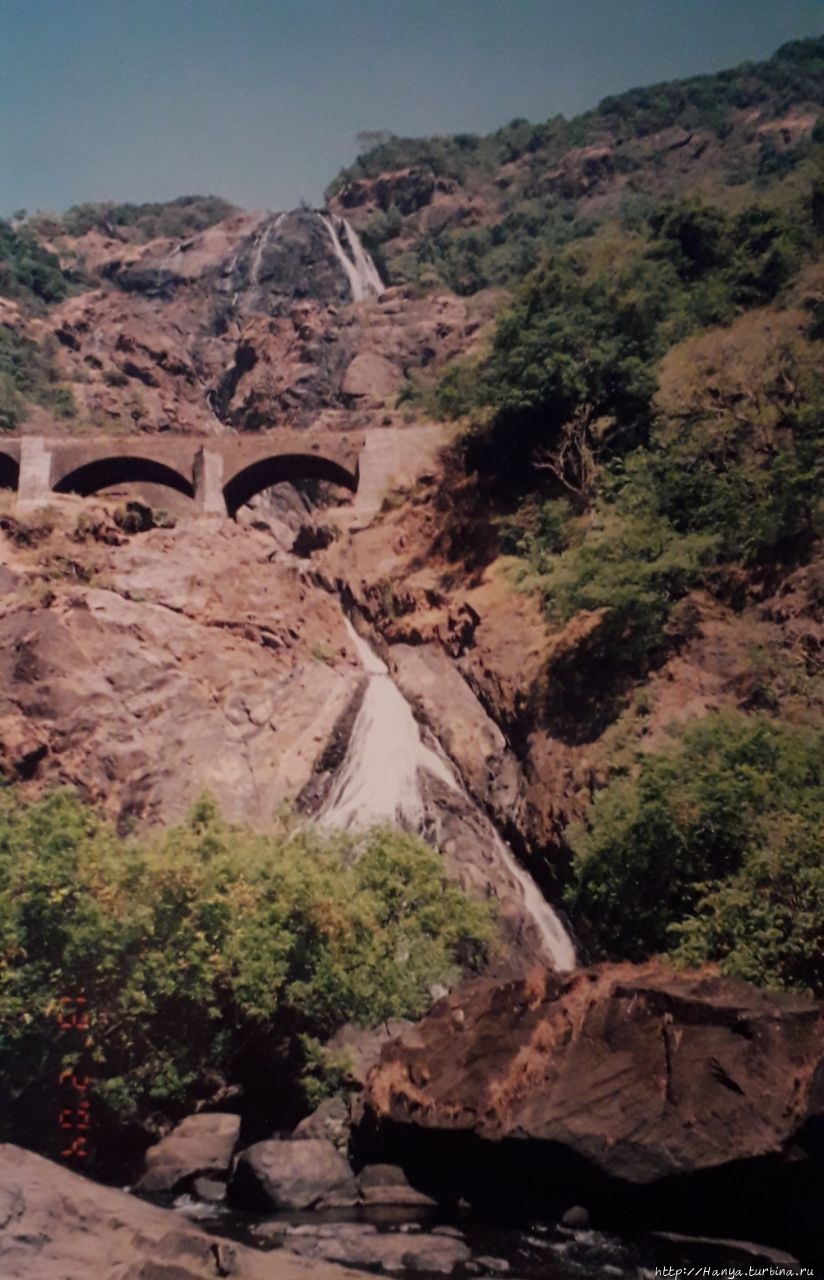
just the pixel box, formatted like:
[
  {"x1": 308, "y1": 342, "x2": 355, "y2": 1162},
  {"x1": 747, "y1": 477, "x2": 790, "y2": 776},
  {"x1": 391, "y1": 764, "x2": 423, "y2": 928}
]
[{"x1": 1, "y1": 0, "x2": 823, "y2": 217}]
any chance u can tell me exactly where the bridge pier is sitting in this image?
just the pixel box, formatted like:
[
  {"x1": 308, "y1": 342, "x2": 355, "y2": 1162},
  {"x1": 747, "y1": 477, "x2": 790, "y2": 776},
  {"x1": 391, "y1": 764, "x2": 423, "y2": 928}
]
[
  {"x1": 193, "y1": 447, "x2": 227, "y2": 516},
  {"x1": 17, "y1": 438, "x2": 53, "y2": 510}
]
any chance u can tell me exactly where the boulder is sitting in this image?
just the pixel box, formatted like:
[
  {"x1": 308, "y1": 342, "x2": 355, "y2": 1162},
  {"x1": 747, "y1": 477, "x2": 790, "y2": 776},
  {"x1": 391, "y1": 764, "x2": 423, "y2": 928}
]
[
  {"x1": 341, "y1": 352, "x2": 400, "y2": 403},
  {"x1": 229, "y1": 1137, "x2": 358, "y2": 1211},
  {"x1": 137, "y1": 1112, "x2": 240, "y2": 1194},
  {"x1": 272, "y1": 1222, "x2": 470, "y2": 1274},
  {"x1": 0, "y1": 1143, "x2": 361, "y2": 1280},
  {"x1": 358, "y1": 963, "x2": 824, "y2": 1261},
  {"x1": 293, "y1": 1094, "x2": 351, "y2": 1152},
  {"x1": 324, "y1": 1019, "x2": 412, "y2": 1087},
  {"x1": 356, "y1": 1162, "x2": 437, "y2": 1208},
  {"x1": 560, "y1": 1205, "x2": 590, "y2": 1230}
]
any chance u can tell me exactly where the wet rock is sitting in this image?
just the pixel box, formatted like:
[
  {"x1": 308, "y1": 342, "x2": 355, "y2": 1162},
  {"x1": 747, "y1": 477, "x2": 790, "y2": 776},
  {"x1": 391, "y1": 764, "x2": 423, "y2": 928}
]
[
  {"x1": 137, "y1": 1112, "x2": 240, "y2": 1194},
  {"x1": 646, "y1": 1231, "x2": 802, "y2": 1270},
  {"x1": 561, "y1": 1205, "x2": 590, "y2": 1230},
  {"x1": 228, "y1": 1137, "x2": 358, "y2": 1211},
  {"x1": 357, "y1": 1162, "x2": 437, "y2": 1208},
  {"x1": 192, "y1": 1177, "x2": 227, "y2": 1203},
  {"x1": 282, "y1": 1224, "x2": 470, "y2": 1273}
]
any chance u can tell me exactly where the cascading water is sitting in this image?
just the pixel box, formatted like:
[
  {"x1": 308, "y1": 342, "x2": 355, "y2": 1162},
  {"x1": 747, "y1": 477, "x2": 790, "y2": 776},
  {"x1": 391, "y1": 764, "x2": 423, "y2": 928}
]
[
  {"x1": 321, "y1": 213, "x2": 384, "y2": 301},
  {"x1": 321, "y1": 619, "x2": 576, "y2": 972}
]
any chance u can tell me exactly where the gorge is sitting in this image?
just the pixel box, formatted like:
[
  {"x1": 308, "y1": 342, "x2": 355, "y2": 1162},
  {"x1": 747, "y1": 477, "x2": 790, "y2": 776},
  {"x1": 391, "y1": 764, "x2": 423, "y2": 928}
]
[{"x1": 1, "y1": 31, "x2": 824, "y2": 1280}]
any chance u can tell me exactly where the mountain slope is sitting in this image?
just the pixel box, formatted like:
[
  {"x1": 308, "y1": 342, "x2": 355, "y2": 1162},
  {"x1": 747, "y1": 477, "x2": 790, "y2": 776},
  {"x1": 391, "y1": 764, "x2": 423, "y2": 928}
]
[{"x1": 328, "y1": 35, "x2": 824, "y2": 295}]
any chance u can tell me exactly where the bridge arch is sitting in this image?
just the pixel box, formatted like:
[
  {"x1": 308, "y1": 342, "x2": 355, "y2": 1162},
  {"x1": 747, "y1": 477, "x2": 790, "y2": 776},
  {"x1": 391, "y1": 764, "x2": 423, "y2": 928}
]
[
  {"x1": 223, "y1": 452, "x2": 358, "y2": 518},
  {"x1": 0, "y1": 451, "x2": 19, "y2": 491},
  {"x1": 52, "y1": 455, "x2": 195, "y2": 501}
]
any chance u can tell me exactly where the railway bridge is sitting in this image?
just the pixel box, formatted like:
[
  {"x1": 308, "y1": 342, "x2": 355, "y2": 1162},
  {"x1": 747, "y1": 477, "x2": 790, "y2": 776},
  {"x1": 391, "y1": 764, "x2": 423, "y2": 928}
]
[{"x1": 0, "y1": 430, "x2": 362, "y2": 518}]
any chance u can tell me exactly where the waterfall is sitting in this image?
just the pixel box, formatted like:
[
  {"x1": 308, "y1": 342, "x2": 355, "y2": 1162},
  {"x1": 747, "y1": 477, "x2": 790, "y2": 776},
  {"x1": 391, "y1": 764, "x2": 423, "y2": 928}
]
[
  {"x1": 321, "y1": 213, "x2": 384, "y2": 302},
  {"x1": 249, "y1": 212, "x2": 285, "y2": 286},
  {"x1": 321, "y1": 620, "x2": 576, "y2": 972}
]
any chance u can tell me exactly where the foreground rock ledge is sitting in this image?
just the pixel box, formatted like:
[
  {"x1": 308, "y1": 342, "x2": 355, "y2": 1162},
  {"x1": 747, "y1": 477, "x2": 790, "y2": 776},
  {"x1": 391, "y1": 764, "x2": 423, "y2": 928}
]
[
  {"x1": 357, "y1": 963, "x2": 824, "y2": 1260},
  {"x1": 0, "y1": 1143, "x2": 362, "y2": 1280}
]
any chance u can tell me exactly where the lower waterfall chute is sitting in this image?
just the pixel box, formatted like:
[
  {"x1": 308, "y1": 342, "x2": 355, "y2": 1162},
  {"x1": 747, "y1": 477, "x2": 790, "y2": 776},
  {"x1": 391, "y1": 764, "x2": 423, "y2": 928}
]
[{"x1": 320, "y1": 619, "x2": 576, "y2": 972}]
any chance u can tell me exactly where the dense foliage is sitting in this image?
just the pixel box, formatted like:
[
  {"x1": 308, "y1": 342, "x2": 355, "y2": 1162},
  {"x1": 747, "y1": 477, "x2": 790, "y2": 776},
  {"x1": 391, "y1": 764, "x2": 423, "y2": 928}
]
[
  {"x1": 565, "y1": 714, "x2": 824, "y2": 997},
  {"x1": 0, "y1": 791, "x2": 491, "y2": 1148},
  {"x1": 442, "y1": 172, "x2": 823, "y2": 681},
  {"x1": 0, "y1": 220, "x2": 71, "y2": 305}
]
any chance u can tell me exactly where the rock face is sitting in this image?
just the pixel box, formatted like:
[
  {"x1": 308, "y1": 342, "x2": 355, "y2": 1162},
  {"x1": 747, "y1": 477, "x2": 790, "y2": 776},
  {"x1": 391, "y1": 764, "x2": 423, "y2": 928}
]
[
  {"x1": 229, "y1": 1137, "x2": 359, "y2": 1211},
  {"x1": 0, "y1": 1143, "x2": 361, "y2": 1280},
  {"x1": 28, "y1": 207, "x2": 485, "y2": 437},
  {"x1": 137, "y1": 1112, "x2": 240, "y2": 1194},
  {"x1": 0, "y1": 514, "x2": 361, "y2": 828},
  {"x1": 358, "y1": 964, "x2": 824, "y2": 1260}
]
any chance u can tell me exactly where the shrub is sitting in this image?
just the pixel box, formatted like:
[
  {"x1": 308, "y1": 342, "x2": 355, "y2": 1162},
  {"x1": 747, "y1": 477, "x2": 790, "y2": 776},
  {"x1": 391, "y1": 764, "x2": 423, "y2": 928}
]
[
  {"x1": 564, "y1": 714, "x2": 824, "y2": 993},
  {"x1": 0, "y1": 221, "x2": 71, "y2": 305},
  {"x1": 0, "y1": 791, "x2": 492, "y2": 1149},
  {"x1": 0, "y1": 326, "x2": 75, "y2": 422}
]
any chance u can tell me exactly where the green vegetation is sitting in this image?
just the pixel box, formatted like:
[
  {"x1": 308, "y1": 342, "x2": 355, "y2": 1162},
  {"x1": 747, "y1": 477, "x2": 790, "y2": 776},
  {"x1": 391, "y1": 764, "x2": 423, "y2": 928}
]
[
  {"x1": 0, "y1": 326, "x2": 75, "y2": 430},
  {"x1": 440, "y1": 174, "x2": 823, "y2": 681},
  {"x1": 38, "y1": 195, "x2": 237, "y2": 244},
  {"x1": 565, "y1": 714, "x2": 824, "y2": 997},
  {"x1": 0, "y1": 790, "x2": 491, "y2": 1144},
  {"x1": 0, "y1": 220, "x2": 72, "y2": 305}
]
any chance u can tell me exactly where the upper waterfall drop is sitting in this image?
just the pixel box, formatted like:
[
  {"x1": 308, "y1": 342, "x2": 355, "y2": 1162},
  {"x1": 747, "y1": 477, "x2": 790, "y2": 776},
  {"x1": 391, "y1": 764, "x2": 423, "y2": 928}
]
[
  {"x1": 320, "y1": 619, "x2": 576, "y2": 972},
  {"x1": 321, "y1": 213, "x2": 384, "y2": 302}
]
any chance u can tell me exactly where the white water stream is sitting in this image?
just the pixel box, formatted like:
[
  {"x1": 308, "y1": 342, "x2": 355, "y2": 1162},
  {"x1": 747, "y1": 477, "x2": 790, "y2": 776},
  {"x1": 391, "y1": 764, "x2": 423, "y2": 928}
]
[
  {"x1": 321, "y1": 214, "x2": 384, "y2": 302},
  {"x1": 321, "y1": 620, "x2": 576, "y2": 972}
]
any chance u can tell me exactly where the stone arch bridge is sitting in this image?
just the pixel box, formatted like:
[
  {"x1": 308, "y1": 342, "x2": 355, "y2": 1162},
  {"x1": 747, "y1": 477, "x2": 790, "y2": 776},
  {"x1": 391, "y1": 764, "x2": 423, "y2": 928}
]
[{"x1": 0, "y1": 431, "x2": 363, "y2": 518}]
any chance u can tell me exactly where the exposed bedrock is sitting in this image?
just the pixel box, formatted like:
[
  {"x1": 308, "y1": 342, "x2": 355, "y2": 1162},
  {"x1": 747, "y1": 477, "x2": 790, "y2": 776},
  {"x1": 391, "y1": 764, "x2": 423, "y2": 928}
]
[
  {"x1": 355, "y1": 963, "x2": 824, "y2": 1263},
  {"x1": 0, "y1": 1143, "x2": 362, "y2": 1280}
]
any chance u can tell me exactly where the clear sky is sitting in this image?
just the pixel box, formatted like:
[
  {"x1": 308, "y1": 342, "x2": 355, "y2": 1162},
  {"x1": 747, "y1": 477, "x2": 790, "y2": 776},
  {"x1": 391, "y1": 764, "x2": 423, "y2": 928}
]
[{"x1": 2, "y1": 0, "x2": 823, "y2": 217}]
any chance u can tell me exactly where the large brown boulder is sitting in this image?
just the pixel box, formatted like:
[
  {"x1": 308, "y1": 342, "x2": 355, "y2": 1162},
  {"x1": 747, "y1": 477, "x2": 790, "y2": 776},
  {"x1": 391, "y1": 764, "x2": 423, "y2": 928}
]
[
  {"x1": 229, "y1": 1137, "x2": 358, "y2": 1211},
  {"x1": 0, "y1": 1143, "x2": 361, "y2": 1280},
  {"x1": 357, "y1": 963, "x2": 824, "y2": 1260},
  {"x1": 136, "y1": 1112, "x2": 241, "y2": 1194}
]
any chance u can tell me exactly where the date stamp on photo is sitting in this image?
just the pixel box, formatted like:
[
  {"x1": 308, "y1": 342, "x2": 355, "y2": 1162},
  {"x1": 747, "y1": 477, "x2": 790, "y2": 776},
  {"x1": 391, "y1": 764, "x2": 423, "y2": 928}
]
[{"x1": 55, "y1": 992, "x2": 92, "y2": 1163}]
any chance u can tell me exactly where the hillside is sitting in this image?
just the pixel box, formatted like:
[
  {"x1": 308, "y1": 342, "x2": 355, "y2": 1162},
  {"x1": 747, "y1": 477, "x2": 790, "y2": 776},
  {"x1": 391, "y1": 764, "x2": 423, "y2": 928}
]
[
  {"x1": 328, "y1": 35, "x2": 824, "y2": 294},
  {"x1": 330, "y1": 35, "x2": 824, "y2": 987}
]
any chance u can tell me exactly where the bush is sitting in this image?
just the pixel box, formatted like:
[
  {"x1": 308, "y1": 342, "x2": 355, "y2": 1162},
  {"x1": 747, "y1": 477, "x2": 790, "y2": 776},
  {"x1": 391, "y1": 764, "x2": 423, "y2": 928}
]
[
  {"x1": 59, "y1": 195, "x2": 237, "y2": 243},
  {"x1": 0, "y1": 791, "x2": 492, "y2": 1148},
  {"x1": 564, "y1": 714, "x2": 824, "y2": 993},
  {"x1": 0, "y1": 221, "x2": 71, "y2": 305},
  {"x1": 0, "y1": 326, "x2": 75, "y2": 422}
]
